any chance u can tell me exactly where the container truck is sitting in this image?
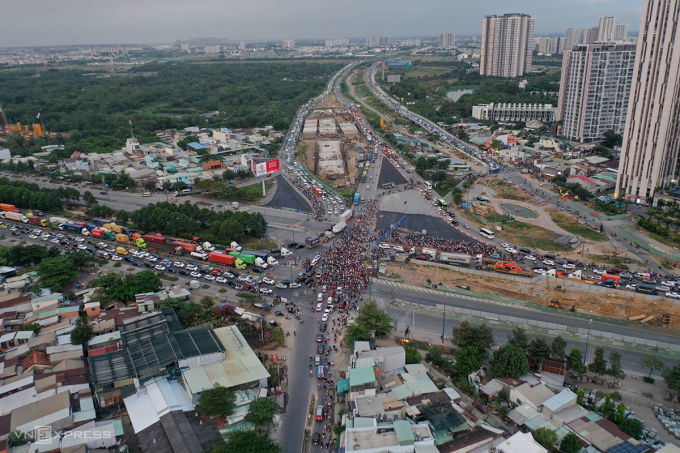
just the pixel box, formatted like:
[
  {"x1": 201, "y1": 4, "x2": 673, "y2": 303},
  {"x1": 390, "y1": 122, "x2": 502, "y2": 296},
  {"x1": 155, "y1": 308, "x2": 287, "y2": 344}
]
[
  {"x1": 104, "y1": 232, "x2": 115, "y2": 241},
  {"x1": 143, "y1": 234, "x2": 185, "y2": 255},
  {"x1": 62, "y1": 223, "x2": 85, "y2": 234},
  {"x1": 421, "y1": 247, "x2": 437, "y2": 259},
  {"x1": 230, "y1": 242, "x2": 243, "y2": 252},
  {"x1": 103, "y1": 223, "x2": 129, "y2": 234},
  {"x1": 437, "y1": 252, "x2": 471, "y2": 266},
  {"x1": 49, "y1": 217, "x2": 68, "y2": 229},
  {"x1": 95, "y1": 250, "x2": 110, "y2": 259},
  {"x1": 267, "y1": 256, "x2": 279, "y2": 266},
  {"x1": 201, "y1": 242, "x2": 215, "y2": 252},
  {"x1": 91, "y1": 229, "x2": 105, "y2": 238},
  {"x1": 191, "y1": 251, "x2": 209, "y2": 260},
  {"x1": 280, "y1": 247, "x2": 292, "y2": 257},
  {"x1": 86, "y1": 224, "x2": 98, "y2": 231},
  {"x1": 27, "y1": 217, "x2": 42, "y2": 226},
  {"x1": 209, "y1": 252, "x2": 246, "y2": 269},
  {"x1": 74, "y1": 221, "x2": 88, "y2": 228},
  {"x1": 115, "y1": 234, "x2": 129, "y2": 243},
  {"x1": 4, "y1": 211, "x2": 28, "y2": 223},
  {"x1": 229, "y1": 251, "x2": 256, "y2": 265},
  {"x1": 92, "y1": 219, "x2": 111, "y2": 226},
  {"x1": 0, "y1": 204, "x2": 16, "y2": 212},
  {"x1": 305, "y1": 237, "x2": 320, "y2": 248},
  {"x1": 332, "y1": 222, "x2": 346, "y2": 234},
  {"x1": 600, "y1": 274, "x2": 621, "y2": 286},
  {"x1": 135, "y1": 237, "x2": 146, "y2": 248},
  {"x1": 240, "y1": 250, "x2": 268, "y2": 260},
  {"x1": 254, "y1": 257, "x2": 268, "y2": 269},
  {"x1": 339, "y1": 210, "x2": 353, "y2": 223}
]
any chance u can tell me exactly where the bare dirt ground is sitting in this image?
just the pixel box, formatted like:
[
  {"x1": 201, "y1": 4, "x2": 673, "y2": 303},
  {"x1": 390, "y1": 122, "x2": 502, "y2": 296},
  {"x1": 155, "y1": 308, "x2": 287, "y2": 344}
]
[
  {"x1": 318, "y1": 92, "x2": 341, "y2": 107},
  {"x1": 385, "y1": 262, "x2": 680, "y2": 330}
]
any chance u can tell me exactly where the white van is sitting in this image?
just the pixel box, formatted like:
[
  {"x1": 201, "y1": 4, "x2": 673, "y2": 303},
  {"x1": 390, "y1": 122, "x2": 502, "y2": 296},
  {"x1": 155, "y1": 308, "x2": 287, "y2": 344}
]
[
  {"x1": 317, "y1": 293, "x2": 324, "y2": 302},
  {"x1": 142, "y1": 192, "x2": 152, "y2": 197},
  {"x1": 181, "y1": 188, "x2": 191, "y2": 194},
  {"x1": 327, "y1": 296, "x2": 333, "y2": 305}
]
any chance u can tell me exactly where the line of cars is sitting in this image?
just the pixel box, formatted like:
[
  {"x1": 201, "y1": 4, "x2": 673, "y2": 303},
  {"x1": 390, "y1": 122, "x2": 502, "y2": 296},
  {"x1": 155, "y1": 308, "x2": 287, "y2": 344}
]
[{"x1": 286, "y1": 160, "x2": 346, "y2": 215}]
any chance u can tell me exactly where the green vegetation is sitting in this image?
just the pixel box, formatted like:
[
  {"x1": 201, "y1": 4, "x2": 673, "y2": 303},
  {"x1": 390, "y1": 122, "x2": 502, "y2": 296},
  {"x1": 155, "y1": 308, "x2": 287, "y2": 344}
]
[
  {"x1": 160, "y1": 296, "x2": 235, "y2": 328},
  {"x1": 70, "y1": 316, "x2": 94, "y2": 345},
  {"x1": 355, "y1": 300, "x2": 394, "y2": 337},
  {"x1": 490, "y1": 345, "x2": 529, "y2": 379},
  {"x1": 0, "y1": 62, "x2": 342, "y2": 155},
  {"x1": 587, "y1": 254, "x2": 646, "y2": 270},
  {"x1": 494, "y1": 221, "x2": 569, "y2": 252},
  {"x1": 245, "y1": 397, "x2": 279, "y2": 434},
  {"x1": 210, "y1": 429, "x2": 281, "y2": 453},
  {"x1": 550, "y1": 211, "x2": 607, "y2": 241},
  {"x1": 404, "y1": 346, "x2": 422, "y2": 364},
  {"x1": 92, "y1": 270, "x2": 162, "y2": 303},
  {"x1": 130, "y1": 200, "x2": 266, "y2": 244},
  {"x1": 197, "y1": 384, "x2": 237, "y2": 418}
]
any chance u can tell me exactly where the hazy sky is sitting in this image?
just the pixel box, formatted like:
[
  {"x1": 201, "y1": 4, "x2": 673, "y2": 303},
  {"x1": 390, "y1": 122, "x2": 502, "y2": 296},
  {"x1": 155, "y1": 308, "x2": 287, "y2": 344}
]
[{"x1": 2, "y1": 0, "x2": 644, "y2": 47}]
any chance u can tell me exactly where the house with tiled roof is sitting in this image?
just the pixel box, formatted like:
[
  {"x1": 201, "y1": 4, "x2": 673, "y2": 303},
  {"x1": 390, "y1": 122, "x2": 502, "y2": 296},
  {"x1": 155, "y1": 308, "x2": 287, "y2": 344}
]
[{"x1": 22, "y1": 350, "x2": 50, "y2": 372}]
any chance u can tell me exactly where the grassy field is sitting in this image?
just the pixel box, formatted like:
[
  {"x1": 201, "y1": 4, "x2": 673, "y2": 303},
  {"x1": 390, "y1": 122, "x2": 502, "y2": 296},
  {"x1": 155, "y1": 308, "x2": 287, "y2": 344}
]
[
  {"x1": 588, "y1": 254, "x2": 647, "y2": 270},
  {"x1": 483, "y1": 179, "x2": 534, "y2": 202},
  {"x1": 436, "y1": 85, "x2": 480, "y2": 93},
  {"x1": 240, "y1": 237, "x2": 279, "y2": 250},
  {"x1": 495, "y1": 221, "x2": 570, "y2": 252},
  {"x1": 636, "y1": 226, "x2": 680, "y2": 250},
  {"x1": 550, "y1": 211, "x2": 608, "y2": 242},
  {"x1": 403, "y1": 66, "x2": 453, "y2": 79}
]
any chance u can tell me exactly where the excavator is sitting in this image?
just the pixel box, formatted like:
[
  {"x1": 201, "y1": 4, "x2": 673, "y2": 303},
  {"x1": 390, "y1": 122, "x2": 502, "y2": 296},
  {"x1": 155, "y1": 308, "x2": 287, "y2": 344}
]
[
  {"x1": 549, "y1": 298, "x2": 577, "y2": 311},
  {"x1": 491, "y1": 261, "x2": 533, "y2": 277}
]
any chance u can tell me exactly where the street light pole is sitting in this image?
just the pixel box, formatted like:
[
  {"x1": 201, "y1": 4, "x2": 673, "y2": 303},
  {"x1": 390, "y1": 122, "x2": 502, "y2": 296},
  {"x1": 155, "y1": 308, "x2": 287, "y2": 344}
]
[{"x1": 583, "y1": 312, "x2": 593, "y2": 365}]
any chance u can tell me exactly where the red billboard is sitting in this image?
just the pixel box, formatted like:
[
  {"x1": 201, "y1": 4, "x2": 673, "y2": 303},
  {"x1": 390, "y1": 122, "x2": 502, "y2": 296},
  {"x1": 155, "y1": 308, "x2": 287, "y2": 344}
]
[{"x1": 252, "y1": 159, "x2": 280, "y2": 176}]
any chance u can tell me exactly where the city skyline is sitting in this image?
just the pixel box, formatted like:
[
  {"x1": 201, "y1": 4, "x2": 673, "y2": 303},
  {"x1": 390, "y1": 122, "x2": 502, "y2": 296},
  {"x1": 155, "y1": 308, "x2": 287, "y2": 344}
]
[{"x1": 2, "y1": 0, "x2": 644, "y2": 47}]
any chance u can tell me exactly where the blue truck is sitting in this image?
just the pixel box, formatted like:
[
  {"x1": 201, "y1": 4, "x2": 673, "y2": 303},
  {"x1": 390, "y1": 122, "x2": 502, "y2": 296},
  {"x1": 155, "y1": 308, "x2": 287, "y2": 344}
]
[
  {"x1": 353, "y1": 193, "x2": 360, "y2": 205},
  {"x1": 62, "y1": 223, "x2": 84, "y2": 234}
]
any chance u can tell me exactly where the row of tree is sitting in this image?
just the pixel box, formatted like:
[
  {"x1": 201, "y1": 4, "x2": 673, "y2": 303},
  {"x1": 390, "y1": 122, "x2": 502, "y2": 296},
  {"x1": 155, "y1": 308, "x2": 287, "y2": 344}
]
[{"x1": 129, "y1": 201, "x2": 266, "y2": 243}]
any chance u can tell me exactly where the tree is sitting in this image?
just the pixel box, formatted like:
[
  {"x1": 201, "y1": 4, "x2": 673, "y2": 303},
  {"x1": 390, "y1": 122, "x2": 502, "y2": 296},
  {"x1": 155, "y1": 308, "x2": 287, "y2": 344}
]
[
  {"x1": 662, "y1": 361, "x2": 680, "y2": 394},
  {"x1": 36, "y1": 256, "x2": 76, "y2": 291},
  {"x1": 200, "y1": 296, "x2": 215, "y2": 310},
  {"x1": 245, "y1": 397, "x2": 279, "y2": 434},
  {"x1": 607, "y1": 352, "x2": 626, "y2": 380},
  {"x1": 532, "y1": 427, "x2": 558, "y2": 452},
  {"x1": 83, "y1": 191, "x2": 96, "y2": 205},
  {"x1": 490, "y1": 139, "x2": 505, "y2": 152},
  {"x1": 491, "y1": 345, "x2": 529, "y2": 379},
  {"x1": 451, "y1": 188, "x2": 464, "y2": 206},
  {"x1": 451, "y1": 320, "x2": 475, "y2": 349},
  {"x1": 575, "y1": 389, "x2": 585, "y2": 406},
  {"x1": 603, "y1": 129, "x2": 623, "y2": 148},
  {"x1": 115, "y1": 209, "x2": 129, "y2": 225},
  {"x1": 619, "y1": 418, "x2": 644, "y2": 440},
  {"x1": 615, "y1": 402, "x2": 626, "y2": 425},
  {"x1": 640, "y1": 353, "x2": 665, "y2": 377},
  {"x1": 404, "y1": 346, "x2": 422, "y2": 364},
  {"x1": 507, "y1": 327, "x2": 531, "y2": 351},
  {"x1": 144, "y1": 180, "x2": 157, "y2": 191},
  {"x1": 473, "y1": 323, "x2": 495, "y2": 351},
  {"x1": 197, "y1": 384, "x2": 236, "y2": 418},
  {"x1": 588, "y1": 346, "x2": 608, "y2": 376},
  {"x1": 601, "y1": 394, "x2": 615, "y2": 420},
  {"x1": 455, "y1": 346, "x2": 485, "y2": 375},
  {"x1": 559, "y1": 433, "x2": 582, "y2": 453},
  {"x1": 550, "y1": 336, "x2": 568, "y2": 362},
  {"x1": 527, "y1": 338, "x2": 551, "y2": 368},
  {"x1": 210, "y1": 429, "x2": 281, "y2": 453},
  {"x1": 566, "y1": 348, "x2": 587, "y2": 374},
  {"x1": 344, "y1": 324, "x2": 372, "y2": 345},
  {"x1": 355, "y1": 300, "x2": 394, "y2": 336},
  {"x1": 70, "y1": 316, "x2": 94, "y2": 345}
]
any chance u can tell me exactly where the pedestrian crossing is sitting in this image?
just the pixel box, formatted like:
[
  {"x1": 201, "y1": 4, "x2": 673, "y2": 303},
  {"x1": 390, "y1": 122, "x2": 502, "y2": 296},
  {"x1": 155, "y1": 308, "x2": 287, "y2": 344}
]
[{"x1": 375, "y1": 280, "x2": 487, "y2": 302}]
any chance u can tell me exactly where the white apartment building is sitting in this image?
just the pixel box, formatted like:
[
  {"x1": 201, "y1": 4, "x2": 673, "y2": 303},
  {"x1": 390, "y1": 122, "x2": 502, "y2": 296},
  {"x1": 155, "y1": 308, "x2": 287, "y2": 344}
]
[
  {"x1": 439, "y1": 33, "x2": 456, "y2": 48},
  {"x1": 613, "y1": 23, "x2": 628, "y2": 40},
  {"x1": 472, "y1": 103, "x2": 557, "y2": 123},
  {"x1": 281, "y1": 40, "x2": 295, "y2": 49},
  {"x1": 616, "y1": 0, "x2": 680, "y2": 201},
  {"x1": 598, "y1": 16, "x2": 615, "y2": 41},
  {"x1": 557, "y1": 43, "x2": 635, "y2": 142},
  {"x1": 480, "y1": 13, "x2": 535, "y2": 78}
]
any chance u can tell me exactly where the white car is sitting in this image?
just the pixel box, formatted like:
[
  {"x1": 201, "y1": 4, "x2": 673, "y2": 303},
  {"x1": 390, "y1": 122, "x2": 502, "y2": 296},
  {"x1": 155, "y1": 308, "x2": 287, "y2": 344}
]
[
  {"x1": 204, "y1": 275, "x2": 216, "y2": 281},
  {"x1": 77, "y1": 244, "x2": 88, "y2": 250},
  {"x1": 111, "y1": 255, "x2": 123, "y2": 261},
  {"x1": 666, "y1": 292, "x2": 680, "y2": 300},
  {"x1": 174, "y1": 261, "x2": 185, "y2": 268},
  {"x1": 155, "y1": 265, "x2": 166, "y2": 271},
  {"x1": 29, "y1": 234, "x2": 38, "y2": 239},
  {"x1": 534, "y1": 269, "x2": 546, "y2": 275},
  {"x1": 262, "y1": 277, "x2": 275, "y2": 285},
  {"x1": 525, "y1": 255, "x2": 536, "y2": 261},
  {"x1": 186, "y1": 264, "x2": 198, "y2": 271},
  {"x1": 216, "y1": 276, "x2": 228, "y2": 284},
  {"x1": 592, "y1": 269, "x2": 605, "y2": 275},
  {"x1": 321, "y1": 313, "x2": 329, "y2": 322},
  {"x1": 316, "y1": 302, "x2": 324, "y2": 311},
  {"x1": 75, "y1": 237, "x2": 84, "y2": 243},
  {"x1": 51, "y1": 239, "x2": 60, "y2": 244},
  {"x1": 190, "y1": 272, "x2": 202, "y2": 278},
  {"x1": 290, "y1": 282, "x2": 301, "y2": 289},
  {"x1": 378, "y1": 243, "x2": 391, "y2": 249},
  {"x1": 562, "y1": 263, "x2": 576, "y2": 270},
  {"x1": 505, "y1": 248, "x2": 518, "y2": 254},
  {"x1": 393, "y1": 246, "x2": 404, "y2": 253},
  {"x1": 501, "y1": 243, "x2": 511, "y2": 248},
  {"x1": 625, "y1": 284, "x2": 637, "y2": 290},
  {"x1": 542, "y1": 260, "x2": 555, "y2": 266}
]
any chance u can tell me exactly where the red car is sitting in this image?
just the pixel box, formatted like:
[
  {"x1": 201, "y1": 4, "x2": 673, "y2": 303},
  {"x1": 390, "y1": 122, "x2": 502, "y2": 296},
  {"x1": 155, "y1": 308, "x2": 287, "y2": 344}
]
[
  {"x1": 415, "y1": 255, "x2": 428, "y2": 261},
  {"x1": 211, "y1": 268, "x2": 224, "y2": 276}
]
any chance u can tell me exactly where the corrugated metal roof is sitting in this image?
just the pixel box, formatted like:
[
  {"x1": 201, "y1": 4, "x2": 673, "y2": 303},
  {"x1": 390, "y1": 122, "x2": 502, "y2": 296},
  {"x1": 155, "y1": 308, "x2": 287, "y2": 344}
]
[
  {"x1": 349, "y1": 367, "x2": 376, "y2": 387},
  {"x1": 394, "y1": 420, "x2": 415, "y2": 445}
]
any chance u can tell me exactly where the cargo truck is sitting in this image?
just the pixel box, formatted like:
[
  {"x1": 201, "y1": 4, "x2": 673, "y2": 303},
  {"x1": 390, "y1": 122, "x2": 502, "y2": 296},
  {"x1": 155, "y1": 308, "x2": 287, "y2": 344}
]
[
  {"x1": 332, "y1": 222, "x2": 346, "y2": 234},
  {"x1": 0, "y1": 204, "x2": 16, "y2": 212},
  {"x1": 103, "y1": 223, "x2": 129, "y2": 235},
  {"x1": 27, "y1": 217, "x2": 43, "y2": 226},
  {"x1": 600, "y1": 274, "x2": 620, "y2": 286},
  {"x1": 3, "y1": 211, "x2": 28, "y2": 223},
  {"x1": 49, "y1": 217, "x2": 69, "y2": 229},
  {"x1": 305, "y1": 237, "x2": 320, "y2": 248},
  {"x1": 95, "y1": 250, "x2": 110, "y2": 259},
  {"x1": 62, "y1": 223, "x2": 86, "y2": 234},
  {"x1": 229, "y1": 251, "x2": 256, "y2": 265},
  {"x1": 91, "y1": 229, "x2": 105, "y2": 238},
  {"x1": 115, "y1": 234, "x2": 129, "y2": 243},
  {"x1": 339, "y1": 210, "x2": 353, "y2": 223},
  {"x1": 437, "y1": 252, "x2": 472, "y2": 266},
  {"x1": 191, "y1": 251, "x2": 209, "y2": 260},
  {"x1": 254, "y1": 257, "x2": 268, "y2": 269},
  {"x1": 135, "y1": 237, "x2": 146, "y2": 248},
  {"x1": 104, "y1": 231, "x2": 115, "y2": 241},
  {"x1": 209, "y1": 252, "x2": 246, "y2": 269}
]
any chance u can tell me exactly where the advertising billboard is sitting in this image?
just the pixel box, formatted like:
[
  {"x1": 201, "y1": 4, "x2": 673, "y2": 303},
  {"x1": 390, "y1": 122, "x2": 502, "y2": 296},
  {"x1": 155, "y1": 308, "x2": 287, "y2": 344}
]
[{"x1": 252, "y1": 159, "x2": 280, "y2": 177}]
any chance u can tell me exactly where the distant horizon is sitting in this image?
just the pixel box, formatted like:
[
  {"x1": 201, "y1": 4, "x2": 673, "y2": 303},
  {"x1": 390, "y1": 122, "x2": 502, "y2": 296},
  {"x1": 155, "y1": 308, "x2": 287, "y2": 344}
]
[{"x1": 1, "y1": 0, "x2": 644, "y2": 48}]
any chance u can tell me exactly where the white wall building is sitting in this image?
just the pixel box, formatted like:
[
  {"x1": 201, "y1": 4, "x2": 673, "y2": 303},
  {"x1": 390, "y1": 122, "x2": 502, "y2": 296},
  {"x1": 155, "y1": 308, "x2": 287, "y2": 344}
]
[
  {"x1": 472, "y1": 103, "x2": 557, "y2": 123},
  {"x1": 480, "y1": 13, "x2": 535, "y2": 77}
]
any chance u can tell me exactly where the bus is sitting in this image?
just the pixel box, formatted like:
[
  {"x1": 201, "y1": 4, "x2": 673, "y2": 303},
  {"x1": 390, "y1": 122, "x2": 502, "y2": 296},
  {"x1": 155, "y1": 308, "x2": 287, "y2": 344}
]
[
  {"x1": 437, "y1": 198, "x2": 449, "y2": 208},
  {"x1": 353, "y1": 193, "x2": 360, "y2": 205},
  {"x1": 382, "y1": 182, "x2": 395, "y2": 189},
  {"x1": 424, "y1": 181, "x2": 433, "y2": 189},
  {"x1": 312, "y1": 186, "x2": 323, "y2": 197},
  {"x1": 480, "y1": 228, "x2": 495, "y2": 239},
  {"x1": 635, "y1": 283, "x2": 658, "y2": 295}
]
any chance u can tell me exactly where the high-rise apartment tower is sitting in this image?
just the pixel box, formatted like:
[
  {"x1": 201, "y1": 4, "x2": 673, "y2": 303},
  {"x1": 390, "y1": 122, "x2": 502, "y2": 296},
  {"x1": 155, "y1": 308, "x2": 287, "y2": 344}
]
[{"x1": 480, "y1": 13, "x2": 535, "y2": 77}]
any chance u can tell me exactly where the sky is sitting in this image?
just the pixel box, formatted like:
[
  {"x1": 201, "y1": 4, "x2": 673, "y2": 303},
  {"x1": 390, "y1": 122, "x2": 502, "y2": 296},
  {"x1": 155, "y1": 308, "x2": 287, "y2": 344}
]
[{"x1": 1, "y1": 0, "x2": 644, "y2": 47}]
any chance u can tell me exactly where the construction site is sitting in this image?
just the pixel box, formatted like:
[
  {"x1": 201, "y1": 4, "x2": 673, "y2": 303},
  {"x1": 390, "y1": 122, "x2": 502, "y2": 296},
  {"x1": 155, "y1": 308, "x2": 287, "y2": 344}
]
[
  {"x1": 384, "y1": 261, "x2": 680, "y2": 330},
  {"x1": 299, "y1": 93, "x2": 365, "y2": 186}
]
